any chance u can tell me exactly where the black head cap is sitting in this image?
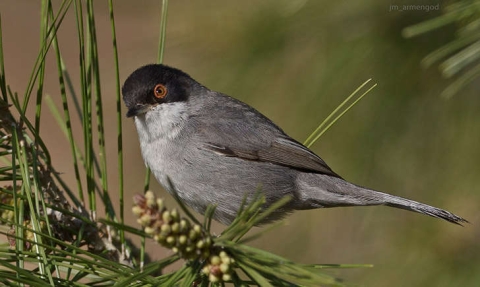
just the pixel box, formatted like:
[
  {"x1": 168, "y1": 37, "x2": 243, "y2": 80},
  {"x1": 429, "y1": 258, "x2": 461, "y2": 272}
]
[{"x1": 122, "y1": 64, "x2": 195, "y2": 117}]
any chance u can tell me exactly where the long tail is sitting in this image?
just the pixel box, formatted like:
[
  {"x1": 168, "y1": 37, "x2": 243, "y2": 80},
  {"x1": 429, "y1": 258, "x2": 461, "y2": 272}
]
[
  {"x1": 381, "y1": 192, "x2": 468, "y2": 225},
  {"x1": 296, "y1": 174, "x2": 468, "y2": 225}
]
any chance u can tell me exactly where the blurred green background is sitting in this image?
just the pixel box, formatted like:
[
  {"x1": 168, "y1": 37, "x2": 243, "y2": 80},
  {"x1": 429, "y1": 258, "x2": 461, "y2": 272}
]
[{"x1": 1, "y1": 0, "x2": 478, "y2": 286}]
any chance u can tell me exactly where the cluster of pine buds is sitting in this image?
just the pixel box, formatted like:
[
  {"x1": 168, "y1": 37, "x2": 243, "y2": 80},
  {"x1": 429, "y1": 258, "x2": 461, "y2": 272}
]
[
  {"x1": 7, "y1": 219, "x2": 49, "y2": 250},
  {"x1": 133, "y1": 191, "x2": 212, "y2": 260},
  {"x1": 202, "y1": 251, "x2": 236, "y2": 283},
  {"x1": 133, "y1": 191, "x2": 240, "y2": 283},
  {"x1": 0, "y1": 186, "x2": 16, "y2": 223}
]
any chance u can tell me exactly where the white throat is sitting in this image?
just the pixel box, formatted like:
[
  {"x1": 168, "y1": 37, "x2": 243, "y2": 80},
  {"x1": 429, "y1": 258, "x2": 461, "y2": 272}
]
[{"x1": 134, "y1": 102, "x2": 188, "y2": 143}]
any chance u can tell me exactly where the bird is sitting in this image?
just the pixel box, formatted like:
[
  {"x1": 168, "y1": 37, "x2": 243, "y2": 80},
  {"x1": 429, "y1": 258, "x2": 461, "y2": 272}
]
[{"x1": 122, "y1": 64, "x2": 467, "y2": 226}]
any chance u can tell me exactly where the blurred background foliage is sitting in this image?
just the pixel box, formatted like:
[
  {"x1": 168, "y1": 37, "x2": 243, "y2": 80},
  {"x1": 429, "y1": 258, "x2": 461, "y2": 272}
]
[{"x1": 0, "y1": 0, "x2": 478, "y2": 286}]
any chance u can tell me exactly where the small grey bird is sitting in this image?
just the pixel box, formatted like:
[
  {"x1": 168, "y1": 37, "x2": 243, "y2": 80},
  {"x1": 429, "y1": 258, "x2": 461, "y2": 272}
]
[{"x1": 122, "y1": 64, "x2": 467, "y2": 226}]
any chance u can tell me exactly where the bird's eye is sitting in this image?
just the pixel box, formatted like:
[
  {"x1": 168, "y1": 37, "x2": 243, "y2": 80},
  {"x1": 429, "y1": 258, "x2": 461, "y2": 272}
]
[{"x1": 153, "y1": 84, "x2": 167, "y2": 99}]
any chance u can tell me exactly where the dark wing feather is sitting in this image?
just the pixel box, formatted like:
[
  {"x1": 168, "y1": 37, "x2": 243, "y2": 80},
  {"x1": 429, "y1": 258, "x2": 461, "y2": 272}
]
[
  {"x1": 192, "y1": 92, "x2": 341, "y2": 178},
  {"x1": 204, "y1": 137, "x2": 342, "y2": 178}
]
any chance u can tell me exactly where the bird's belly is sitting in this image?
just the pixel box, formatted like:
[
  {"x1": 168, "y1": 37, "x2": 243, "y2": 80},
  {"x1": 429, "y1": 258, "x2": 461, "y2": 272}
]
[
  {"x1": 139, "y1": 133, "x2": 297, "y2": 224},
  {"x1": 162, "y1": 145, "x2": 297, "y2": 224}
]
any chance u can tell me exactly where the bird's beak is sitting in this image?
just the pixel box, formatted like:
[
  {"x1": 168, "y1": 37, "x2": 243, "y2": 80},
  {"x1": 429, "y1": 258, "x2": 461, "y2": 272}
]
[{"x1": 126, "y1": 104, "x2": 151, "y2": 118}]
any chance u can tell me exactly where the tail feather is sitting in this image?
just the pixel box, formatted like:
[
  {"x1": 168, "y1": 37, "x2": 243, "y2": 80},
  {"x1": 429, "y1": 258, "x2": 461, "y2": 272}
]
[
  {"x1": 348, "y1": 182, "x2": 469, "y2": 225},
  {"x1": 384, "y1": 195, "x2": 468, "y2": 225},
  {"x1": 296, "y1": 174, "x2": 468, "y2": 225}
]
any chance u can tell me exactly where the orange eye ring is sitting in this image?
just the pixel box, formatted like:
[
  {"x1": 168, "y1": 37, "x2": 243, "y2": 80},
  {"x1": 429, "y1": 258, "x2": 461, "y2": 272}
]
[{"x1": 154, "y1": 84, "x2": 167, "y2": 99}]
